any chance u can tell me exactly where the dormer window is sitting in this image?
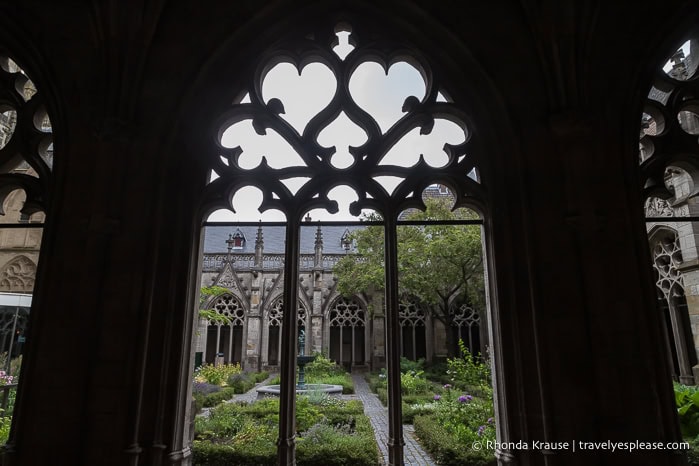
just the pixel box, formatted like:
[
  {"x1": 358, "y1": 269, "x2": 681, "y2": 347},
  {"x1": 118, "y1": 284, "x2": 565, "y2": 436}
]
[
  {"x1": 227, "y1": 229, "x2": 246, "y2": 250},
  {"x1": 340, "y1": 228, "x2": 352, "y2": 252}
]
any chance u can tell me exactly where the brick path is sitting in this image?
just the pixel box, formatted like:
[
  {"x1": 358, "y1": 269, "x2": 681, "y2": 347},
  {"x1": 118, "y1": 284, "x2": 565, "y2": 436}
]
[{"x1": 349, "y1": 373, "x2": 436, "y2": 466}]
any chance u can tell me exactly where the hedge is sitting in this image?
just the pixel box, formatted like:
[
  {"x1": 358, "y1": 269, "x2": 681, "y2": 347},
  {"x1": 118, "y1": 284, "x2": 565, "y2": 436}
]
[
  {"x1": 193, "y1": 413, "x2": 379, "y2": 465},
  {"x1": 413, "y1": 414, "x2": 495, "y2": 466}
]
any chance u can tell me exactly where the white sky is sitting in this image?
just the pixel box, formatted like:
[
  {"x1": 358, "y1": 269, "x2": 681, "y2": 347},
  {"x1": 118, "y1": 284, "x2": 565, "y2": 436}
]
[
  {"x1": 662, "y1": 40, "x2": 692, "y2": 73},
  {"x1": 208, "y1": 32, "x2": 466, "y2": 222}
]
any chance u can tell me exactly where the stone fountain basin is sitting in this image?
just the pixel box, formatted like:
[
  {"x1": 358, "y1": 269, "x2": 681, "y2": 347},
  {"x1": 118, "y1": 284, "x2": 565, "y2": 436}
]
[{"x1": 256, "y1": 383, "x2": 343, "y2": 400}]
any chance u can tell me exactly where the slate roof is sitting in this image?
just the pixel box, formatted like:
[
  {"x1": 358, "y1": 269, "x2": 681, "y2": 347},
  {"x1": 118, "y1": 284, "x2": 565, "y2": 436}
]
[{"x1": 203, "y1": 225, "x2": 365, "y2": 254}]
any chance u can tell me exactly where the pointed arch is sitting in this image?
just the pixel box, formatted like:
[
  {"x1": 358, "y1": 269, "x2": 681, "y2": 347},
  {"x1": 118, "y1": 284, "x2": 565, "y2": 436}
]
[{"x1": 0, "y1": 255, "x2": 36, "y2": 292}]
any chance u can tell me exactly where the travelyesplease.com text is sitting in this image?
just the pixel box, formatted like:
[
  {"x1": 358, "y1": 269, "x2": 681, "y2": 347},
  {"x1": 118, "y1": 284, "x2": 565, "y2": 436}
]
[{"x1": 471, "y1": 440, "x2": 689, "y2": 453}]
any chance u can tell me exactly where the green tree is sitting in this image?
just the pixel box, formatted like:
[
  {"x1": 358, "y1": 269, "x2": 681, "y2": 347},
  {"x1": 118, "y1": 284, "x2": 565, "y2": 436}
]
[{"x1": 333, "y1": 197, "x2": 484, "y2": 356}]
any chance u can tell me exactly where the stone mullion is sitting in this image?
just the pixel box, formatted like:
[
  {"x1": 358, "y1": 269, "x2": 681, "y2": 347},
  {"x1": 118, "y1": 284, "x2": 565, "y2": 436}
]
[
  {"x1": 277, "y1": 217, "x2": 299, "y2": 465},
  {"x1": 384, "y1": 214, "x2": 404, "y2": 465}
]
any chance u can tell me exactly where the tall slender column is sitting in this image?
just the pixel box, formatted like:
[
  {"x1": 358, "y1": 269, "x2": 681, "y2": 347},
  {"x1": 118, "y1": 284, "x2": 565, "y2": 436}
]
[
  {"x1": 278, "y1": 217, "x2": 300, "y2": 465},
  {"x1": 668, "y1": 297, "x2": 694, "y2": 385},
  {"x1": 384, "y1": 215, "x2": 404, "y2": 465},
  {"x1": 215, "y1": 325, "x2": 221, "y2": 361},
  {"x1": 228, "y1": 326, "x2": 233, "y2": 363}
]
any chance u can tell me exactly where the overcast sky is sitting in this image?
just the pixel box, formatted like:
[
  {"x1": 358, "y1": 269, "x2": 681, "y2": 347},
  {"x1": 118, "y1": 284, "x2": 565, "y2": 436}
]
[{"x1": 208, "y1": 32, "x2": 466, "y2": 222}]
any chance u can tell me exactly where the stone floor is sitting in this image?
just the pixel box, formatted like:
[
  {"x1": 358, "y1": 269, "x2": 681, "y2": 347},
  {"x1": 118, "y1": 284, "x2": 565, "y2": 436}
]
[{"x1": 223, "y1": 372, "x2": 437, "y2": 465}]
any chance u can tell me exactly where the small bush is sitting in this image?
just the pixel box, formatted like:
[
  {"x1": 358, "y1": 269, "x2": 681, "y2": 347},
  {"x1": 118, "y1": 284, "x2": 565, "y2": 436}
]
[
  {"x1": 305, "y1": 353, "x2": 344, "y2": 378},
  {"x1": 201, "y1": 387, "x2": 237, "y2": 408},
  {"x1": 414, "y1": 414, "x2": 495, "y2": 466},
  {"x1": 251, "y1": 371, "x2": 270, "y2": 383},
  {"x1": 296, "y1": 415, "x2": 379, "y2": 466},
  {"x1": 193, "y1": 382, "x2": 222, "y2": 396},
  {"x1": 676, "y1": 382, "x2": 699, "y2": 438},
  {"x1": 195, "y1": 363, "x2": 243, "y2": 386},
  {"x1": 686, "y1": 436, "x2": 699, "y2": 465},
  {"x1": 227, "y1": 373, "x2": 254, "y2": 394},
  {"x1": 306, "y1": 373, "x2": 354, "y2": 394},
  {"x1": 403, "y1": 401, "x2": 439, "y2": 424},
  {"x1": 400, "y1": 357, "x2": 425, "y2": 373}
]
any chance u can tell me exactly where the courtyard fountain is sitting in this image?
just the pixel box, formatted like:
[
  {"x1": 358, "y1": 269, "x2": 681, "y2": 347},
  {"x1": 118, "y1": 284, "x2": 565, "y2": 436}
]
[{"x1": 256, "y1": 329, "x2": 343, "y2": 399}]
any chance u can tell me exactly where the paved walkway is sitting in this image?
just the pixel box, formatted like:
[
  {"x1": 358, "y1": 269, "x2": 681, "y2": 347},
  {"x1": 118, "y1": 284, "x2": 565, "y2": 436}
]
[
  {"x1": 202, "y1": 373, "x2": 436, "y2": 465},
  {"x1": 348, "y1": 373, "x2": 436, "y2": 466}
]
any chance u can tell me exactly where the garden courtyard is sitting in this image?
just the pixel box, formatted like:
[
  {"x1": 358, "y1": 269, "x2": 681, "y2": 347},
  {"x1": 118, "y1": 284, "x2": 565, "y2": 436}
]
[{"x1": 191, "y1": 350, "x2": 497, "y2": 466}]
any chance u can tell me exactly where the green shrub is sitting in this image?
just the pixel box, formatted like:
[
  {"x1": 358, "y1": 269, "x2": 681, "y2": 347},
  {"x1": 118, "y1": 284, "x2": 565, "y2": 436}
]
[
  {"x1": 676, "y1": 383, "x2": 699, "y2": 438},
  {"x1": 193, "y1": 396, "x2": 377, "y2": 466},
  {"x1": 400, "y1": 370, "x2": 434, "y2": 395},
  {"x1": 403, "y1": 400, "x2": 439, "y2": 423},
  {"x1": 306, "y1": 373, "x2": 354, "y2": 394},
  {"x1": 446, "y1": 340, "x2": 491, "y2": 393},
  {"x1": 201, "y1": 387, "x2": 237, "y2": 408},
  {"x1": 686, "y1": 436, "x2": 699, "y2": 465},
  {"x1": 305, "y1": 353, "x2": 344, "y2": 377},
  {"x1": 195, "y1": 403, "x2": 246, "y2": 441},
  {"x1": 195, "y1": 363, "x2": 243, "y2": 386},
  {"x1": 192, "y1": 419, "x2": 277, "y2": 466},
  {"x1": 295, "y1": 397, "x2": 323, "y2": 431},
  {"x1": 228, "y1": 373, "x2": 255, "y2": 394},
  {"x1": 414, "y1": 414, "x2": 495, "y2": 466},
  {"x1": 0, "y1": 415, "x2": 11, "y2": 444},
  {"x1": 400, "y1": 357, "x2": 425, "y2": 373},
  {"x1": 252, "y1": 371, "x2": 270, "y2": 383},
  {"x1": 296, "y1": 415, "x2": 379, "y2": 465}
]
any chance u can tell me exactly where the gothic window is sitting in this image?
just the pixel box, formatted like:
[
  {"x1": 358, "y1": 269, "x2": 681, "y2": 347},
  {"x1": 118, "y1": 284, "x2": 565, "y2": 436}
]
[
  {"x1": 202, "y1": 20, "x2": 484, "y2": 463},
  {"x1": 452, "y1": 303, "x2": 481, "y2": 356},
  {"x1": 266, "y1": 298, "x2": 308, "y2": 366},
  {"x1": 328, "y1": 296, "x2": 365, "y2": 367},
  {"x1": 0, "y1": 256, "x2": 36, "y2": 293},
  {"x1": 399, "y1": 299, "x2": 426, "y2": 361},
  {"x1": 650, "y1": 230, "x2": 697, "y2": 382},
  {"x1": 0, "y1": 52, "x2": 53, "y2": 448},
  {"x1": 641, "y1": 34, "x2": 699, "y2": 384},
  {"x1": 205, "y1": 294, "x2": 245, "y2": 364}
]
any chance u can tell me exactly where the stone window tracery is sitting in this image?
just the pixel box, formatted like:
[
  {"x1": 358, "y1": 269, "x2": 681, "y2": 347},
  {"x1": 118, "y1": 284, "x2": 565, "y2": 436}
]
[
  {"x1": 0, "y1": 256, "x2": 36, "y2": 292},
  {"x1": 268, "y1": 298, "x2": 307, "y2": 329},
  {"x1": 452, "y1": 303, "x2": 481, "y2": 354},
  {"x1": 267, "y1": 298, "x2": 308, "y2": 365},
  {"x1": 328, "y1": 296, "x2": 365, "y2": 367},
  {"x1": 399, "y1": 299, "x2": 426, "y2": 361},
  {"x1": 652, "y1": 234, "x2": 684, "y2": 300},
  {"x1": 0, "y1": 55, "x2": 53, "y2": 212},
  {"x1": 202, "y1": 19, "x2": 485, "y2": 463},
  {"x1": 211, "y1": 294, "x2": 245, "y2": 326},
  {"x1": 206, "y1": 294, "x2": 245, "y2": 365}
]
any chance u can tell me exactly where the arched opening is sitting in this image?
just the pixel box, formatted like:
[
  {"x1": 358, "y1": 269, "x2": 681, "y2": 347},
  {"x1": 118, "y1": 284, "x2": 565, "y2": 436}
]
[
  {"x1": 203, "y1": 294, "x2": 245, "y2": 365},
  {"x1": 327, "y1": 296, "x2": 366, "y2": 370},
  {"x1": 265, "y1": 297, "x2": 308, "y2": 367},
  {"x1": 0, "y1": 53, "x2": 53, "y2": 451},
  {"x1": 399, "y1": 299, "x2": 426, "y2": 361},
  {"x1": 193, "y1": 11, "x2": 495, "y2": 465}
]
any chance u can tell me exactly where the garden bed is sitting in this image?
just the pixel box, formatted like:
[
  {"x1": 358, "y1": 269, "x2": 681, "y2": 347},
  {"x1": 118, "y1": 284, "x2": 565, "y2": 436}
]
[{"x1": 192, "y1": 396, "x2": 379, "y2": 465}]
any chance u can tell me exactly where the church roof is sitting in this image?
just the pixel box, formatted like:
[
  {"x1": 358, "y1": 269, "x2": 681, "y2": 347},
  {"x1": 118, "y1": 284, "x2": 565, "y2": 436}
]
[{"x1": 203, "y1": 225, "x2": 364, "y2": 254}]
